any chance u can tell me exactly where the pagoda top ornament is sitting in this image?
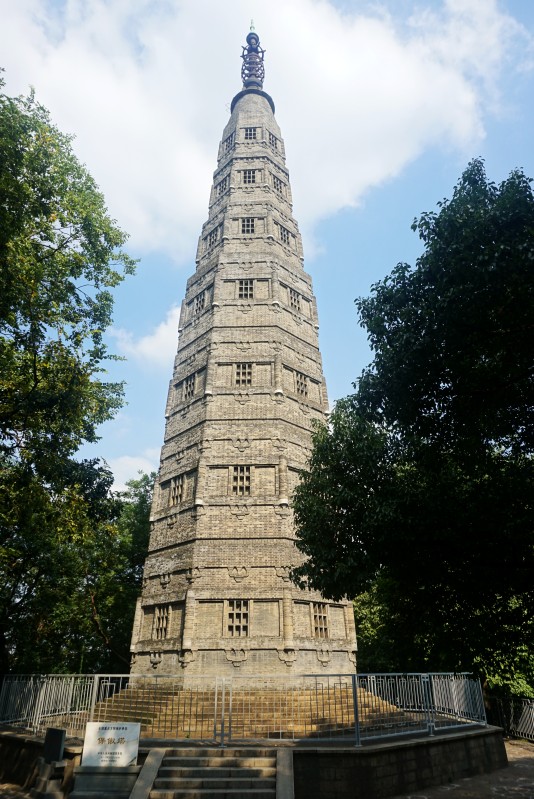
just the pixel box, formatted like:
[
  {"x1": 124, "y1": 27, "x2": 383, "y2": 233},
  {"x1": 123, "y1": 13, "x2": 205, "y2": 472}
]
[{"x1": 241, "y1": 26, "x2": 265, "y2": 89}]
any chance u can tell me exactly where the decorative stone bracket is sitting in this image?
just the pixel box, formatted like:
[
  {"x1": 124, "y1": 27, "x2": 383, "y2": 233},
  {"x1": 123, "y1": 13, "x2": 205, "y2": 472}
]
[
  {"x1": 228, "y1": 565, "x2": 248, "y2": 582},
  {"x1": 274, "y1": 504, "x2": 290, "y2": 518},
  {"x1": 186, "y1": 567, "x2": 201, "y2": 584},
  {"x1": 232, "y1": 437, "x2": 251, "y2": 452},
  {"x1": 271, "y1": 437, "x2": 286, "y2": 454},
  {"x1": 160, "y1": 573, "x2": 171, "y2": 589},
  {"x1": 225, "y1": 648, "x2": 248, "y2": 667},
  {"x1": 316, "y1": 645, "x2": 331, "y2": 667},
  {"x1": 179, "y1": 649, "x2": 196, "y2": 668},
  {"x1": 275, "y1": 566, "x2": 292, "y2": 582},
  {"x1": 230, "y1": 503, "x2": 250, "y2": 519},
  {"x1": 150, "y1": 651, "x2": 162, "y2": 669},
  {"x1": 278, "y1": 648, "x2": 296, "y2": 667}
]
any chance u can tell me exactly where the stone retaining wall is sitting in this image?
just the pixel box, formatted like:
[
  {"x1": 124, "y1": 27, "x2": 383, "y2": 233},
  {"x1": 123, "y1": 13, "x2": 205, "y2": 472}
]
[
  {"x1": 0, "y1": 724, "x2": 506, "y2": 798},
  {"x1": 0, "y1": 729, "x2": 82, "y2": 794},
  {"x1": 293, "y1": 727, "x2": 507, "y2": 799}
]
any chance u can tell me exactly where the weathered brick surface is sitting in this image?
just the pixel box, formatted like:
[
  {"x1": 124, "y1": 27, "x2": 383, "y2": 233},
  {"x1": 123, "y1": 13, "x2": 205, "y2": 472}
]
[{"x1": 130, "y1": 84, "x2": 356, "y2": 677}]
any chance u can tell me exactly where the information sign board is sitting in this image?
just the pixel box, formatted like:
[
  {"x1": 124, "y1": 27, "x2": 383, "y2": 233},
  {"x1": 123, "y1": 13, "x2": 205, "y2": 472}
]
[{"x1": 81, "y1": 722, "x2": 141, "y2": 767}]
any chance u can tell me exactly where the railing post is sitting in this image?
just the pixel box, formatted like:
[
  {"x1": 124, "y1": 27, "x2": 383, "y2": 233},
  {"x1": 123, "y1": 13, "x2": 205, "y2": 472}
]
[
  {"x1": 66, "y1": 676, "x2": 73, "y2": 717},
  {"x1": 89, "y1": 674, "x2": 99, "y2": 722},
  {"x1": 0, "y1": 676, "x2": 9, "y2": 720},
  {"x1": 31, "y1": 676, "x2": 46, "y2": 733},
  {"x1": 220, "y1": 679, "x2": 226, "y2": 748},
  {"x1": 475, "y1": 676, "x2": 487, "y2": 725},
  {"x1": 227, "y1": 678, "x2": 233, "y2": 744},
  {"x1": 352, "y1": 674, "x2": 361, "y2": 747},
  {"x1": 213, "y1": 678, "x2": 220, "y2": 741},
  {"x1": 425, "y1": 674, "x2": 435, "y2": 736}
]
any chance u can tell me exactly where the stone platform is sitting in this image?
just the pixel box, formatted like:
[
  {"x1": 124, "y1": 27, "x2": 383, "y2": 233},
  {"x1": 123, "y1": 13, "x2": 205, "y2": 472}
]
[{"x1": 0, "y1": 725, "x2": 517, "y2": 798}]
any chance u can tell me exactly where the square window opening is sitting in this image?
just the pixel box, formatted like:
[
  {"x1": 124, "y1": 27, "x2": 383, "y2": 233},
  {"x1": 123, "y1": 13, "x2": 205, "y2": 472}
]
[
  {"x1": 238, "y1": 279, "x2": 254, "y2": 300},
  {"x1": 232, "y1": 465, "x2": 251, "y2": 496},
  {"x1": 313, "y1": 602, "x2": 328, "y2": 638},
  {"x1": 241, "y1": 217, "x2": 255, "y2": 235},
  {"x1": 183, "y1": 374, "x2": 196, "y2": 401},
  {"x1": 236, "y1": 362, "x2": 253, "y2": 387},
  {"x1": 228, "y1": 599, "x2": 249, "y2": 637}
]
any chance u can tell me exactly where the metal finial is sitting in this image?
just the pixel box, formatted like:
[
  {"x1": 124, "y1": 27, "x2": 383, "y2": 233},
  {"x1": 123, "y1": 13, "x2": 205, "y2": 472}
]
[
  {"x1": 250, "y1": 19, "x2": 255, "y2": 32},
  {"x1": 241, "y1": 29, "x2": 265, "y2": 90}
]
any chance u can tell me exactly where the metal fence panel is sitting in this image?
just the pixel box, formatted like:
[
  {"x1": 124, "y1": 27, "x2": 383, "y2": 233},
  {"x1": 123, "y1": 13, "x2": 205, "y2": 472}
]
[
  {"x1": 487, "y1": 696, "x2": 534, "y2": 742},
  {"x1": 0, "y1": 672, "x2": 486, "y2": 744}
]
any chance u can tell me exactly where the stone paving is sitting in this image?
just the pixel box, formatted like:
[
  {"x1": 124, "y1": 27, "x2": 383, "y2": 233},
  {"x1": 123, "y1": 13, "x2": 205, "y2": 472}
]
[
  {"x1": 391, "y1": 740, "x2": 534, "y2": 799},
  {"x1": 0, "y1": 740, "x2": 532, "y2": 798}
]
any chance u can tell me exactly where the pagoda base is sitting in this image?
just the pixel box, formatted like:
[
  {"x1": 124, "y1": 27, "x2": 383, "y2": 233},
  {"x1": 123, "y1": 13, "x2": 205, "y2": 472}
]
[{"x1": 130, "y1": 644, "x2": 356, "y2": 677}]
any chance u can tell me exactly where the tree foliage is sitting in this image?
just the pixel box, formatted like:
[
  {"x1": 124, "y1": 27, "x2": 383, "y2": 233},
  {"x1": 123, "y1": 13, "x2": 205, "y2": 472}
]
[
  {"x1": 0, "y1": 77, "x2": 141, "y2": 673},
  {"x1": 0, "y1": 464, "x2": 154, "y2": 674},
  {"x1": 0, "y1": 77, "x2": 135, "y2": 468},
  {"x1": 293, "y1": 160, "x2": 534, "y2": 691}
]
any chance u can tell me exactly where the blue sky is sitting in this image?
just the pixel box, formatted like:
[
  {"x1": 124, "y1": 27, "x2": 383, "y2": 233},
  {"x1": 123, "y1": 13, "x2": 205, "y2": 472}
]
[{"x1": 2, "y1": 0, "x2": 534, "y2": 487}]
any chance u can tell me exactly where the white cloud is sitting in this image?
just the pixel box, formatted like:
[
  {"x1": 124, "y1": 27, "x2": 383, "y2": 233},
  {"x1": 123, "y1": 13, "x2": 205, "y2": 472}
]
[
  {"x1": 108, "y1": 453, "x2": 158, "y2": 492},
  {"x1": 111, "y1": 305, "x2": 181, "y2": 367},
  {"x1": 1, "y1": 0, "x2": 531, "y2": 260}
]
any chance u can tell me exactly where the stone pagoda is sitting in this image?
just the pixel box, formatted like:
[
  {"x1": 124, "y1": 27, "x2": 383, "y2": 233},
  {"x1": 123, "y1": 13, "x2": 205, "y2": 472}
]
[{"x1": 130, "y1": 29, "x2": 357, "y2": 676}]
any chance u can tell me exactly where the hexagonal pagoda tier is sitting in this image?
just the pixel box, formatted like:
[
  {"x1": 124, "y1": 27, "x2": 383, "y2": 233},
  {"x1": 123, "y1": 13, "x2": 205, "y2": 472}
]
[{"x1": 130, "y1": 29, "x2": 357, "y2": 676}]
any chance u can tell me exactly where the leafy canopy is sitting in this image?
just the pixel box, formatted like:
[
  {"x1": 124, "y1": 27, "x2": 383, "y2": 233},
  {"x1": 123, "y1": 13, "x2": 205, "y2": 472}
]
[
  {"x1": 293, "y1": 160, "x2": 534, "y2": 690},
  {"x1": 0, "y1": 76, "x2": 136, "y2": 468},
  {"x1": 0, "y1": 464, "x2": 154, "y2": 674},
  {"x1": 0, "y1": 76, "x2": 141, "y2": 673}
]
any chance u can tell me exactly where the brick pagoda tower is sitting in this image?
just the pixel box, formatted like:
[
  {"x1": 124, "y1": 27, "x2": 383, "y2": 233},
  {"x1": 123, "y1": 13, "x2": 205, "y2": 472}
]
[{"x1": 130, "y1": 29, "x2": 357, "y2": 676}]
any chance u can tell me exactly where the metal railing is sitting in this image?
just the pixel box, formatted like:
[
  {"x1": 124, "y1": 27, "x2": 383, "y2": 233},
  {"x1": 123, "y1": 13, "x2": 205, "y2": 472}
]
[
  {"x1": 487, "y1": 695, "x2": 534, "y2": 742},
  {"x1": 0, "y1": 672, "x2": 486, "y2": 745}
]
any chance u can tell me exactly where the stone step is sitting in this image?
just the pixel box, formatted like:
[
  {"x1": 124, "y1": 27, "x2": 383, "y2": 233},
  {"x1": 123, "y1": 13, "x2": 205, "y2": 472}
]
[
  {"x1": 159, "y1": 768, "x2": 276, "y2": 779},
  {"x1": 155, "y1": 777, "x2": 276, "y2": 790},
  {"x1": 70, "y1": 794, "x2": 131, "y2": 799},
  {"x1": 91, "y1": 686, "x2": 412, "y2": 743},
  {"x1": 141, "y1": 708, "x2": 375, "y2": 720},
  {"x1": 162, "y1": 757, "x2": 276, "y2": 768},
  {"x1": 147, "y1": 746, "x2": 278, "y2": 799},
  {"x1": 165, "y1": 746, "x2": 276, "y2": 760},
  {"x1": 149, "y1": 791, "x2": 275, "y2": 799}
]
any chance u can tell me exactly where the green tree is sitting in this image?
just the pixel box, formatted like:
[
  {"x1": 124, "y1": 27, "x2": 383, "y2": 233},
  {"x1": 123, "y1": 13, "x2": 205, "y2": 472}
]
[
  {"x1": 0, "y1": 77, "x2": 138, "y2": 673},
  {"x1": 0, "y1": 76, "x2": 135, "y2": 469},
  {"x1": 0, "y1": 464, "x2": 154, "y2": 674},
  {"x1": 293, "y1": 160, "x2": 534, "y2": 692}
]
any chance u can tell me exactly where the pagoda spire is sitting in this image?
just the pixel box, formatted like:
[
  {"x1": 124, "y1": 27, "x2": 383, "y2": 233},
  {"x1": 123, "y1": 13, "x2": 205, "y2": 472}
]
[{"x1": 241, "y1": 27, "x2": 265, "y2": 89}]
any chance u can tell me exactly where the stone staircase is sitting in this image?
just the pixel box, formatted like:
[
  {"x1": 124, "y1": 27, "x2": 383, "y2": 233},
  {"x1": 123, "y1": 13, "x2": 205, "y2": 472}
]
[
  {"x1": 76, "y1": 683, "x2": 423, "y2": 741},
  {"x1": 148, "y1": 747, "x2": 277, "y2": 799}
]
